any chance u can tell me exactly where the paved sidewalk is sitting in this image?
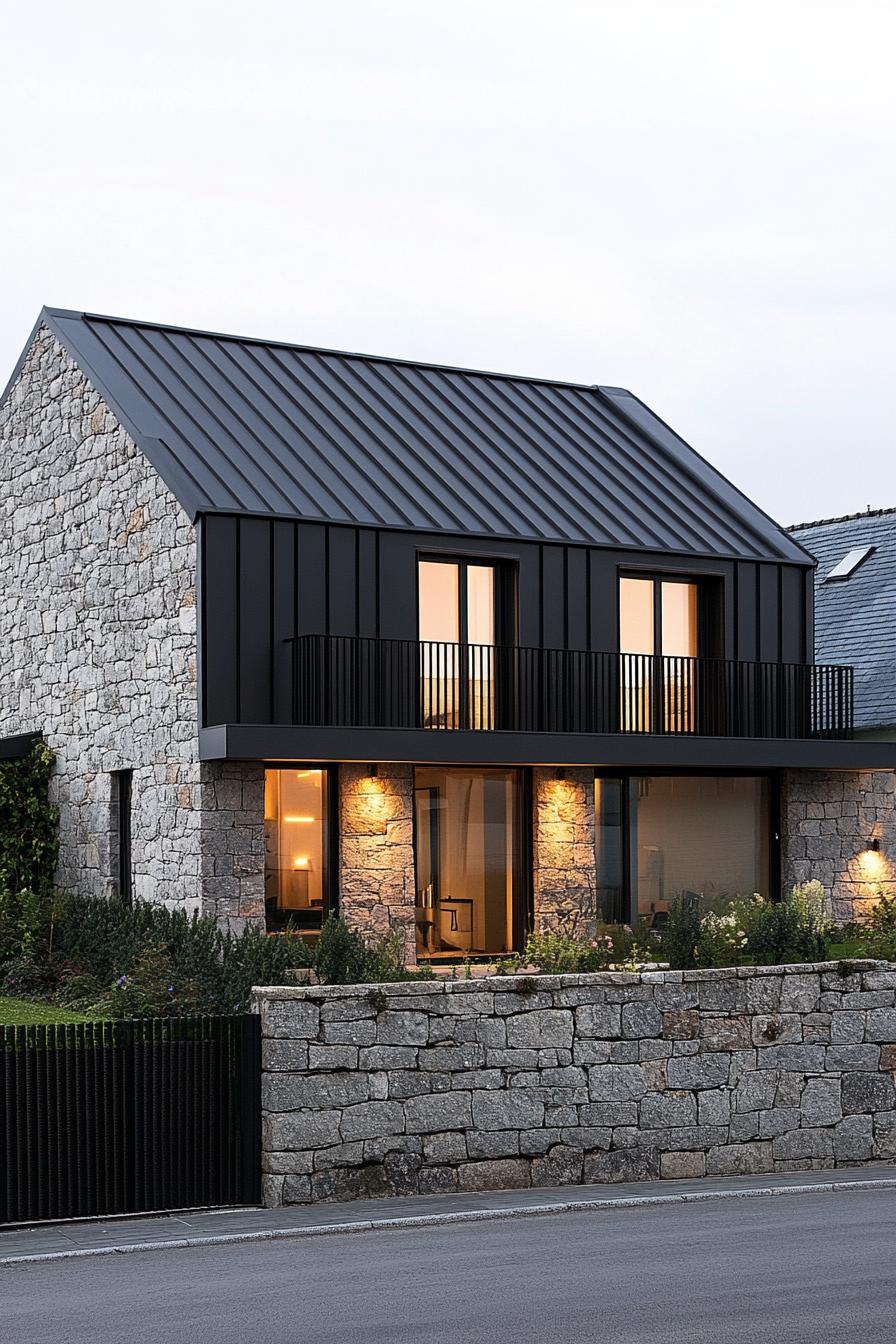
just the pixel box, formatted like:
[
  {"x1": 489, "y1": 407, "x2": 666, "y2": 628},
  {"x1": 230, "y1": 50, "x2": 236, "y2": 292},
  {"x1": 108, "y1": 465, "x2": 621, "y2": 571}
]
[{"x1": 2, "y1": 1162, "x2": 895, "y2": 1265}]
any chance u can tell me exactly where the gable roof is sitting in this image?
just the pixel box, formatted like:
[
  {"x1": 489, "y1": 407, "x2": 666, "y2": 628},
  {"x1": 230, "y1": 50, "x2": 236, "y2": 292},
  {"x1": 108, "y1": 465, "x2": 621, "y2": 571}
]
[
  {"x1": 5, "y1": 306, "x2": 809, "y2": 563},
  {"x1": 790, "y1": 507, "x2": 896, "y2": 730}
]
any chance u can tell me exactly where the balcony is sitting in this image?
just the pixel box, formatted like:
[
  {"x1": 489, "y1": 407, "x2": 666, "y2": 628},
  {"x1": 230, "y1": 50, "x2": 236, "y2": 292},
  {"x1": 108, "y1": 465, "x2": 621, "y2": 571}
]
[{"x1": 288, "y1": 635, "x2": 854, "y2": 740}]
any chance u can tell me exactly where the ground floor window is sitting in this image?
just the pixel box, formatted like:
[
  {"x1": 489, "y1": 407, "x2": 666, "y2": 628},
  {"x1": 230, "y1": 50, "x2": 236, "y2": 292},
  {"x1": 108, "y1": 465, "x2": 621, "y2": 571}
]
[
  {"x1": 595, "y1": 774, "x2": 772, "y2": 929},
  {"x1": 414, "y1": 766, "x2": 523, "y2": 960},
  {"x1": 264, "y1": 767, "x2": 332, "y2": 933}
]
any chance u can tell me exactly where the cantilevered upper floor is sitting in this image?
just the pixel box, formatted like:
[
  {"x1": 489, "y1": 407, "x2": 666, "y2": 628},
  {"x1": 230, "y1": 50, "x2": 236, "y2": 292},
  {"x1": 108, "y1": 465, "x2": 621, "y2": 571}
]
[{"x1": 6, "y1": 306, "x2": 894, "y2": 772}]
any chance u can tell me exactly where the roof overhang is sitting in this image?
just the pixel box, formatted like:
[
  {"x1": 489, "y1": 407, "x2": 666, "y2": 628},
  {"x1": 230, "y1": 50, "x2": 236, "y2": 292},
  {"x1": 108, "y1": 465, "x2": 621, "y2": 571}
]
[{"x1": 199, "y1": 725, "x2": 896, "y2": 771}]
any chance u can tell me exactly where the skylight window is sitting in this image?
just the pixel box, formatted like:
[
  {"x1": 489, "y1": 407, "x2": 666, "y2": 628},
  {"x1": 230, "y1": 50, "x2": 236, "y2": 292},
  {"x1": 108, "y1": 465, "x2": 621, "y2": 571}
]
[{"x1": 824, "y1": 545, "x2": 875, "y2": 581}]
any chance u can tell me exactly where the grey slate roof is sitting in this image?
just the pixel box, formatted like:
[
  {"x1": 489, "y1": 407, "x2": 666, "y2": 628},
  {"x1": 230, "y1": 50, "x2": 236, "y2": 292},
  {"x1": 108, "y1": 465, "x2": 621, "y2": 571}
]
[
  {"x1": 6, "y1": 307, "x2": 809, "y2": 563},
  {"x1": 790, "y1": 507, "x2": 896, "y2": 730}
]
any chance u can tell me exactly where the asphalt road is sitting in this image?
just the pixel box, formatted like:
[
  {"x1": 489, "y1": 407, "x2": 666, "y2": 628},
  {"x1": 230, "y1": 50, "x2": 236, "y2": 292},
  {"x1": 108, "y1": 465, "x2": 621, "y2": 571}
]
[{"x1": 3, "y1": 1188, "x2": 895, "y2": 1343}]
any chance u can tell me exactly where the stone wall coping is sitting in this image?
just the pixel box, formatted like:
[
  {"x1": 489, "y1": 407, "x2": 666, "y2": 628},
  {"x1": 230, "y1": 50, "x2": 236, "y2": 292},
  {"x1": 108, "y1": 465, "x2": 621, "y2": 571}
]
[{"x1": 251, "y1": 959, "x2": 895, "y2": 1007}]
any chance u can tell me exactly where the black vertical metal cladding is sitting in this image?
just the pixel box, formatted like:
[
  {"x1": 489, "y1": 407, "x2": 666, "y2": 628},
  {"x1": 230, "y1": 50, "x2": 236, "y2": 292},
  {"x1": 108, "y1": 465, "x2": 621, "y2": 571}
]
[{"x1": 0, "y1": 1016, "x2": 262, "y2": 1225}]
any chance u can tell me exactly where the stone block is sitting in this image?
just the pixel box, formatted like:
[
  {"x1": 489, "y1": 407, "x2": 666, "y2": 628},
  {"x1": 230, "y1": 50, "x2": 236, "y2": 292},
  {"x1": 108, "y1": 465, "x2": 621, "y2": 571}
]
[
  {"x1": 661, "y1": 1009, "x2": 700, "y2": 1040},
  {"x1": 531, "y1": 1144, "x2": 586, "y2": 1187},
  {"x1": 640, "y1": 1091, "x2": 697, "y2": 1129},
  {"x1": 800, "y1": 1077, "x2": 842, "y2": 1127},
  {"x1": 772, "y1": 1128, "x2": 834, "y2": 1161},
  {"x1": 263, "y1": 1071, "x2": 369, "y2": 1112},
  {"x1": 506, "y1": 1009, "x2": 574, "y2": 1048},
  {"x1": 825, "y1": 1044, "x2": 880, "y2": 1072},
  {"x1": 865, "y1": 1008, "x2": 896, "y2": 1043},
  {"x1": 734, "y1": 1073, "x2": 779, "y2": 1113},
  {"x1": 377, "y1": 1011, "x2": 429, "y2": 1046},
  {"x1": 620, "y1": 1001, "x2": 662, "y2": 1038},
  {"x1": 701, "y1": 1015, "x2": 752, "y2": 1051},
  {"x1": 660, "y1": 1151, "x2": 705, "y2": 1179},
  {"x1": 307, "y1": 1045, "x2": 358, "y2": 1071},
  {"x1": 833, "y1": 1114, "x2": 874, "y2": 1162},
  {"x1": 665, "y1": 1054, "x2": 730, "y2": 1091},
  {"x1": 588, "y1": 1063, "x2": 647, "y2": 1101},
  {"x1": 320, "y1": 1019, "x2": 377, "y2": 1047},
  {"x1": 705, "y1": 1142, "x2": 773, "y2": 1177},
  {"x1": 873, "y1": 1113, "x2": 896, "y2": 1159},
  {"x1": 759, "y1": 1107, "x2": 802, "y2": 1138},
  {"x1": 458, "y1": 1159, "x2": 531, "y2": 1192},
  {"x1": 340, "y1": 1101, "x2": 406, "y2": 1141},
  {"x1": 780, "y1": 975, "x2": 821, "y2": 1014},
  {"x1": 467, "y1": 1129, "x2": 521, "y2": 1159},
  {"x1": 754, "y1": 1044, "x2": 826, "y2": 1073},
  {"x1": 579, "y1": 1102, "x2": 639, "y2": 1127},
  {"x1": 358, "y1": 1046, "x2": 419, "y2": 1070},
  {"x1": 830, "y1": 1011, "x2": 865, "y2": 1045},
  {"x1": 751, "y1": 1015, "x2": 802, "y2": 1047},
  {"x1": 419, "y1": 1166, "x2": 459, "y2": 1195},
  {"x1": 697, "y1": 1089, "x2": 731, "y2": 1126},
  {"x1": 472, "y1": 1091, "x2": 545, "y2": 1132},
  {"x1": 574, "y1": 1004, "x2": 622, "y2": 1038},
  {"x1": 264, "y1": 999, "x2": 320, "y2": 1040},
  {"x1": 841, "y1": 1072, "x2": 896, "y2": 1115},
  {"x1": 262, "y1": 1040, "x2": 310, "y2": 1072},
  {"x1": 423, "y1": 1132, "x2": 468, "y2": 1164},
  {"x1": 583, "y1": 1146, "x2": 661, "y2": 1183},
  {"x1": 404, "y1": 1092, "x2": 473, "y2": 1134},
  {"x1": 263, "y1": 1110, "x2": 343, "y2": 1151}
]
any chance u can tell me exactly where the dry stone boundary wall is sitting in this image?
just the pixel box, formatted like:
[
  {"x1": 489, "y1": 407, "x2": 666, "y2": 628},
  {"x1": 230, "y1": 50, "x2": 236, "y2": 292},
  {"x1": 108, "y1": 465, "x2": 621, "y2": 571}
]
[{"x1": 254, "y1": 962, "x2": 896, "y2": 1205}]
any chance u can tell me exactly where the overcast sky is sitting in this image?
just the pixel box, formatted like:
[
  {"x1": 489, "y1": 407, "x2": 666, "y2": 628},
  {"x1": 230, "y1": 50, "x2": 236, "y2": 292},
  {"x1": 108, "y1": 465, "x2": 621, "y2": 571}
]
[{"x1": 2, "y1": 1, "x2": 894, "y2": 527}]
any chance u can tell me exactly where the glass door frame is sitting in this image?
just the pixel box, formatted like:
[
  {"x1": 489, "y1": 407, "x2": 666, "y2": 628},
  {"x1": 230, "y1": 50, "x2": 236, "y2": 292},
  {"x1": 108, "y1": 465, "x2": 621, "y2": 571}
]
[
  {"x1": 411, "y1": 763, "x2": 532, "y2": 961},
  {"x1": 416, "y1": 553, "x2": 518, "y2": 730},
  {"x1": 617, "y1": 569, "x2": 723, "y2": 733},
  {"x1": 594, "y1": 767, "x2": 780, "y2": 928}
]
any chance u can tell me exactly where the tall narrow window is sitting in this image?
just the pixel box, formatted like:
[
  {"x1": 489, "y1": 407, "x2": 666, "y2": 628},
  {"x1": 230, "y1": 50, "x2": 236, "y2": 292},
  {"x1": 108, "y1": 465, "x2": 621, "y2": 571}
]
[
  {"x1": 113, "y1": 769, "x2": 133, "y2": 903},
  {"x1": 264, "y1": 768, "x2": 331, "y2": 934},
  {"x1": 619, "y1": 575, "x2": 704, "y2": 731},
  {"x1": 417, "y1": 557, "x2": 504, "y2": 729}
]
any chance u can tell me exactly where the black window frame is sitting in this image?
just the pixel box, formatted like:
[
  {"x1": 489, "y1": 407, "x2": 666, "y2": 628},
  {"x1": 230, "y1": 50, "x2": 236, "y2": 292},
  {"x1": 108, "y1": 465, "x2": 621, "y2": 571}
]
[
  {"x1": 416, "y1": 552, "x2": 518, "y2": 647},
  {"x1": 617, "y1": 568, "x2": 724, "y2": 660},
  {"x1": 263, "y1": 763, "x2": 339, "y2": 935},
  {"x1": 112, "y1": 769, "x2": 133, "y2": 904},
  {"x1": 593, "y1": 768, "x2": 780, "y2": 927}
]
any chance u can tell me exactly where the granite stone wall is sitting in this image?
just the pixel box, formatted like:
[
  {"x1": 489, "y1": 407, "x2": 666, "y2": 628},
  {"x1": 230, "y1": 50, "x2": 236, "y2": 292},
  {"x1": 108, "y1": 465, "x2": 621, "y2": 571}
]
[
  {"x1": 532, "y1": 768, "x2": 598, "y2": 939},
  {"x1": 782, "y1": 770, "x2": 896, "y2": 920},
  {"x1": 339, "y1": 765, "x2": 417, "y2": 960},
  {"x1": 255, "y1": 961, "x2": 896, "y2": 1205},
  {"x1": 0, "y1": 327, "x2": 205, "y2": 912}
]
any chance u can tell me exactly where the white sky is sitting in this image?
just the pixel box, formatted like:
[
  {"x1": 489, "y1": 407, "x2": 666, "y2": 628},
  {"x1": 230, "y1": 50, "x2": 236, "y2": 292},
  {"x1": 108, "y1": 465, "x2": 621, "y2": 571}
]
[{"x1": 2, "y1": 0, "x2": 894, "y2": 527}]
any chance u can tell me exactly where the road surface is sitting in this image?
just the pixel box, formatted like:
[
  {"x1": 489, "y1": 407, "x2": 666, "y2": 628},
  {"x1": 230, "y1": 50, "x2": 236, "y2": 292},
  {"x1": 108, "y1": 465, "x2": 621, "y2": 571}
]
[{"x1": 3, "y1": 1187, "x2": 894, "y2": 1342}]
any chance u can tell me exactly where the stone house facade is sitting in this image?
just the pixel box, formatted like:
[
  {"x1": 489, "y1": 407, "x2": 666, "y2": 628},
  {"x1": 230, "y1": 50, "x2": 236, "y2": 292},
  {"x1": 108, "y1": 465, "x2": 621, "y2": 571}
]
[{"x1": 0, "y1": 307, "x2": 893, "y2": 950}]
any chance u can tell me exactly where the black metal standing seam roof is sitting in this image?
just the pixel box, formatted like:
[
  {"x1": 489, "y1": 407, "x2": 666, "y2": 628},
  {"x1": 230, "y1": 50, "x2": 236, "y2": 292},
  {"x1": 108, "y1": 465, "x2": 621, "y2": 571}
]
[
  {"x1": 790, "y1": 508, "x2": 896, "y2": 730},
  {"x1": 5, "y1": 307, "x2": 810, "y2": 563}
]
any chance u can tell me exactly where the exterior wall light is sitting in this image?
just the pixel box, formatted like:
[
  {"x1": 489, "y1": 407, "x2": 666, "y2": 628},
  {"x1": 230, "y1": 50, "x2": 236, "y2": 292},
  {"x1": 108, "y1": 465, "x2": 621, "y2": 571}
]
[{"x1": 869, "y1": 839, "x2": 881, "y2": 853}]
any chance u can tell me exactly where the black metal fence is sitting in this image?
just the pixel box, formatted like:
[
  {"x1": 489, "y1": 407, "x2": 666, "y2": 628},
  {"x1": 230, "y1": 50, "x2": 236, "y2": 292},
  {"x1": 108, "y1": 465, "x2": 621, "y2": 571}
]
[
  {"x1": 291, "y1": 635, "x2": 854, "y2": 740},
  {"x1": 1, "y1": 1015, "x2": 261, "y2": 1226}
]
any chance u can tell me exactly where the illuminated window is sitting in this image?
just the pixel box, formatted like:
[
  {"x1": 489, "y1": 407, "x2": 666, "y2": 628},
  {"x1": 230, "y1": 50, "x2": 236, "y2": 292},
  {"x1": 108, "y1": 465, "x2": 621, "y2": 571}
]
[
  {"x1": 264, "y1": 768, "x2": 330, "y2": 933},
  {"x1": 418, "y1": 558, "x2": 503, "y2": 729},
  {"x1": 619, "y1": 575, "x2": 702, "y2": 731}
]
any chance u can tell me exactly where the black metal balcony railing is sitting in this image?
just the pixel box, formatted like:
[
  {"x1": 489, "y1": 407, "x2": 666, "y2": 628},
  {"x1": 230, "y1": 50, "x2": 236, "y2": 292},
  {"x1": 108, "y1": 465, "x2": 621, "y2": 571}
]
[{"x1": 290, "y1": 635, "x2": 854, "y2": 740}]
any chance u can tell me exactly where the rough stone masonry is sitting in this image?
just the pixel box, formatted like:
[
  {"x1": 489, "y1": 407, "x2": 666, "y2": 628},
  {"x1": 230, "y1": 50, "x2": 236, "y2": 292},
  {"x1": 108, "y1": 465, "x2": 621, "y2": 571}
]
[{"x1": 254, "y1": 962, "x2": 896, "y2": 1205}]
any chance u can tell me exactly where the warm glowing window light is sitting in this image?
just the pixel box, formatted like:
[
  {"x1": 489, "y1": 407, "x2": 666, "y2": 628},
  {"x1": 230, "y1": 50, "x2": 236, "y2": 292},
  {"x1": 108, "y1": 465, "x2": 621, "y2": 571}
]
[{"x1": 284, "y1": 815, "x2": 317, "y2": 823}]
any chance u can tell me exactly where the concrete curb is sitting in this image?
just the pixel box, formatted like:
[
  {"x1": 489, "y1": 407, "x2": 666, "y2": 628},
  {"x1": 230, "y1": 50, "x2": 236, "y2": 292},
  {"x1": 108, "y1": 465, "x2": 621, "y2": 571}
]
[{"x1": 2, "y1": 1175, "x2": 895, "y2": 1267}]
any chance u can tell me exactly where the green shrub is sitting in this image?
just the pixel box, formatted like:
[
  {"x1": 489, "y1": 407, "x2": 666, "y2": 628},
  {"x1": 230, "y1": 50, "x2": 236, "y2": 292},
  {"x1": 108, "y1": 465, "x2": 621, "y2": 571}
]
[
  {"x1": 737, "y1": 882, "x2": 828, "y2": 965},
  {"x1": 0, "y1": 743, "x2": 59, "y2": 962},
  {"x1": 658, "y1": 897, "x2": 704, "y2": 970},
  {"x1": 861, "y1": 893, "x2": 896, "y2": 960},
  {"x1": 313, "y1": 917, "x2": 432, "y2": 984},
  {"x1": 496, "y1": 923, "x2": 638, "y2": 975}
]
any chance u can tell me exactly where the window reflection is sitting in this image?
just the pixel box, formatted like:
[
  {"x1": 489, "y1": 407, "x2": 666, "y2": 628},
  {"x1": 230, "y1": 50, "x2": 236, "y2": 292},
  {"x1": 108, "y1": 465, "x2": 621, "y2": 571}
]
[{"x1": 264, "y1": 769, "x2": 329, "y2": 933}]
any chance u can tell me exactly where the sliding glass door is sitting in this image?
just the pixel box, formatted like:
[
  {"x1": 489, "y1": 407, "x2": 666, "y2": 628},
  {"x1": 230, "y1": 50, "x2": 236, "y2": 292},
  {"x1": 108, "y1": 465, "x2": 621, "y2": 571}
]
[
  {"x1": 414, "y1": 767, "x2": 523, "y2": 959},
  {"x1": 594, "y1": 774, "x2": 771, "y2": 928}
]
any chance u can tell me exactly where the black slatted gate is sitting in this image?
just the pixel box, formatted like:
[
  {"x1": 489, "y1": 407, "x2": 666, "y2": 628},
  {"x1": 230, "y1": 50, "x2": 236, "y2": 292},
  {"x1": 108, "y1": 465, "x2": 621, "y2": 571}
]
[{"x1": 1, "y1": 1014, "x2": 261, "y2": 1225}]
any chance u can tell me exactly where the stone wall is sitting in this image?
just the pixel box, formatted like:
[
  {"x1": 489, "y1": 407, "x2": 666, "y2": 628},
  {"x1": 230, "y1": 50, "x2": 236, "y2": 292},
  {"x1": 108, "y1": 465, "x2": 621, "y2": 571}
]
[
  {"x1": 255, "y1": 961, "x2": 896, "y2": 1205},
  {"x1": 782, "y1": 770, "x2": 896, "y2": 920},
  {"x1": 532, "y1": 768, "x2": 597, "y2": 939},
  {"x1": 339, "y1": 765, "x2": 416, "y2": 960},
  {"x1": 199, "y1": 763, "x2": 266, "y2": 931},
  {"x1": 0, "y1": 327, "x2": 206, "y2": 912}
]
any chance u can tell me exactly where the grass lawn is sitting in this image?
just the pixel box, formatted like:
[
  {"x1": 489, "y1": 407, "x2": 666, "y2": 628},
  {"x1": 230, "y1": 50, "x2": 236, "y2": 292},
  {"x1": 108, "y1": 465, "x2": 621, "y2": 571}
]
[
  {"x1": 0, "y1": 996, "x2": 97, "y2": 1026},
  {"x1": 827, "y1": 940, "x2": 876, "y2": 960}
]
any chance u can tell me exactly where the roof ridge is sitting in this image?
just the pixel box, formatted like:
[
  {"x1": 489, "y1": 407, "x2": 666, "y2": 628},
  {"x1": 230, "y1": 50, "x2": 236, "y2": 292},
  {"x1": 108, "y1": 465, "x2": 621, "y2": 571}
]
[
  {"x1": 42, "y1": 306, "x2": 605, "y2": 395},
  {"x1": 789, "y1": 505, "x2": 896, "y2": 532}
]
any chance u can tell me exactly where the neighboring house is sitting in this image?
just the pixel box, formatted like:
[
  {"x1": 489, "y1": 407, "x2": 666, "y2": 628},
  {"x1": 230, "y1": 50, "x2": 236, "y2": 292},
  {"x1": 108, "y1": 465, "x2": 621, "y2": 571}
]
[
  {"x1": 790, "y1": 508, "x2": 896, "y2": 740},
  {"x1": 0, "y1": 308, "x2": 893, "y2": 950}
]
